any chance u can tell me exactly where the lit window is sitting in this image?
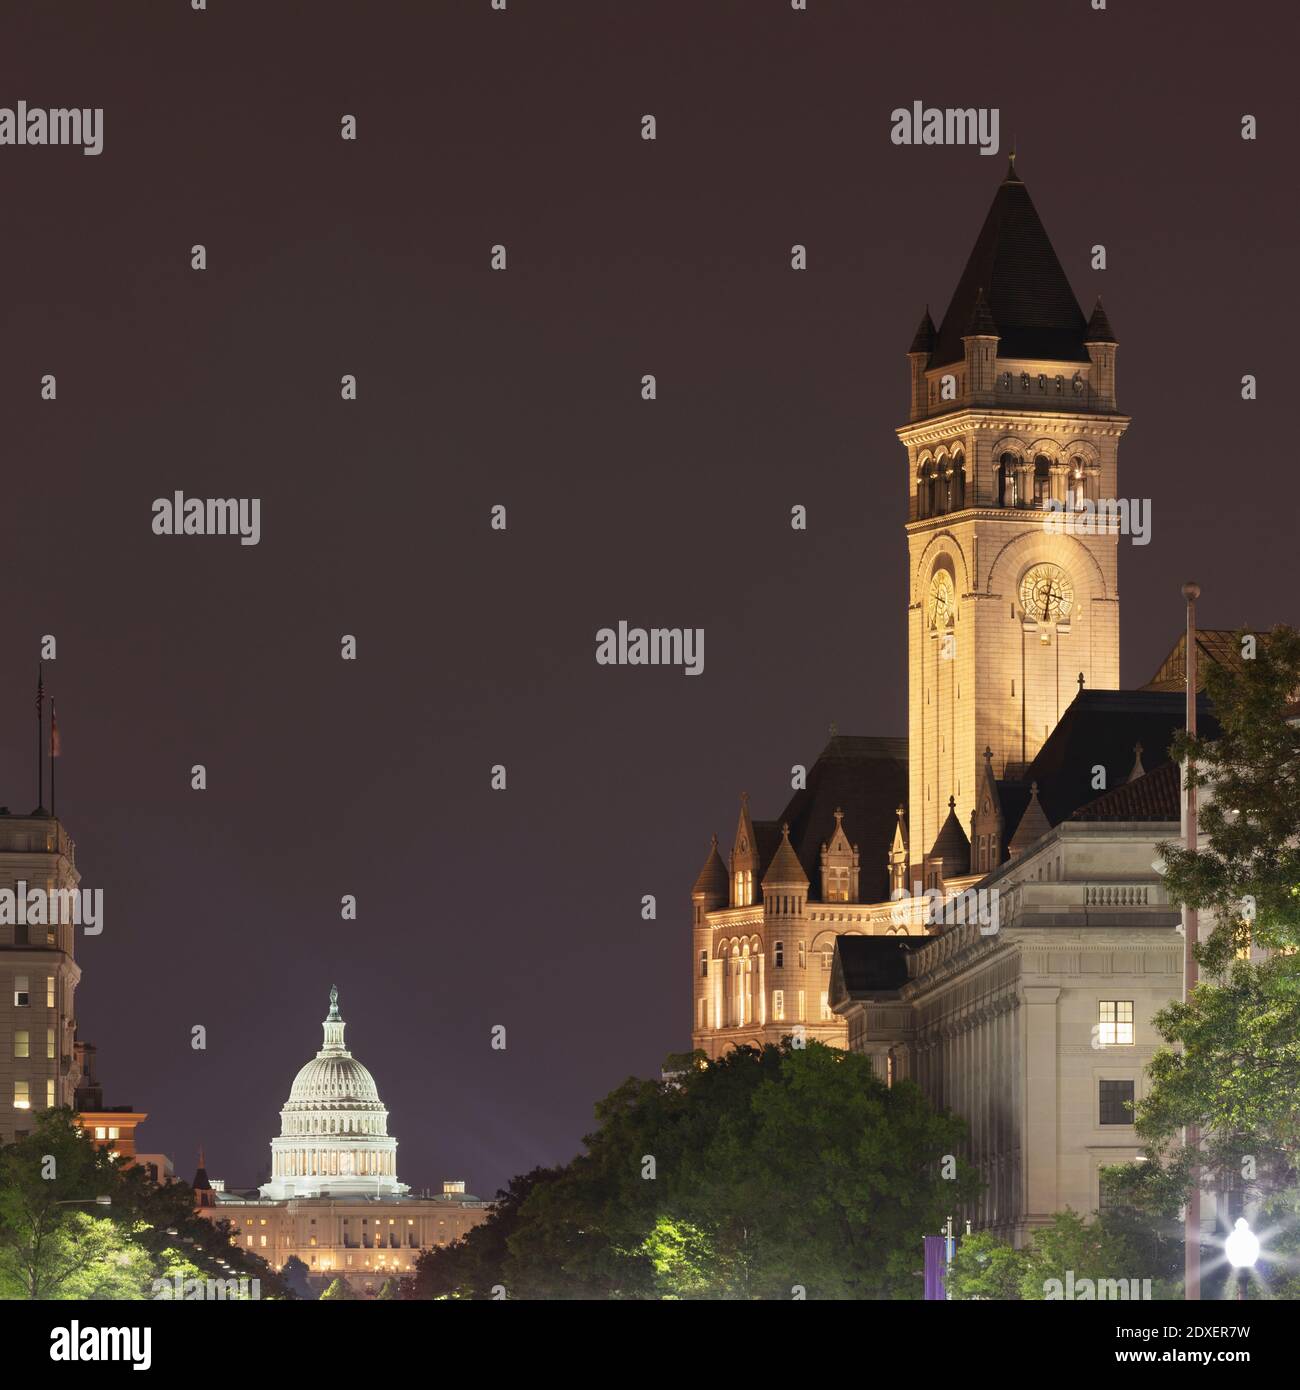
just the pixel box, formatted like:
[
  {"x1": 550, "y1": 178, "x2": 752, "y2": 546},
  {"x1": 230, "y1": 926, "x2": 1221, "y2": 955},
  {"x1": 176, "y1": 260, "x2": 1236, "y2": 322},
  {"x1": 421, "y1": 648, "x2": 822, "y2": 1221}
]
[
  {"x1": 798, "y1": 941, "x2": 806, "y2": 969},
  {"x1": 260, "y1": 1236, "x2": 267, "y2": 1248},
  {"x1": 14, "y1": 976, "x2": 30, "y2": 1007},
  {"x1": 46, "y1": 1029, "x2": 54, "y2": 1060},
  {"x1": 95, "y1": 1126, "x2": 107, "y2": 1139},
  {"x1": 13, "y1": 1030, "x2": 29, "y2": 1059},
  {"x1": 46, "y1": 976, "x2": 55, "y2": 1008},
  {"x1": 820, "y1": 992, "x2": 831, "y2": 1020},
  {"x1": 1098, "y1": 1000, "x2": 1134, "y2": 1047},
  {"x1": 46, "y1": 1080, "x2": 54, "y2": 1108},
  {"x1": 108, "y1": 1127, "x2": 119, "y2": 1140},
  {"x1": 14, "y1": 1082, "x2": 31, "y2": 1110},
  {"x1": 773, "y1": 989, "x2": 785, "y2": 1021}
]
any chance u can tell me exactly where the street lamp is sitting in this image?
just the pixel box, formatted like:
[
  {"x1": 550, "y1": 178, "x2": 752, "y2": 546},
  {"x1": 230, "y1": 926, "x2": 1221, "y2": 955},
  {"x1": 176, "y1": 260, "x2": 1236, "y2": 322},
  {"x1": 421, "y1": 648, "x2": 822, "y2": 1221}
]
[{"x1": 1224, "y1": 1218, "x2": 1259, "y2": 1301}]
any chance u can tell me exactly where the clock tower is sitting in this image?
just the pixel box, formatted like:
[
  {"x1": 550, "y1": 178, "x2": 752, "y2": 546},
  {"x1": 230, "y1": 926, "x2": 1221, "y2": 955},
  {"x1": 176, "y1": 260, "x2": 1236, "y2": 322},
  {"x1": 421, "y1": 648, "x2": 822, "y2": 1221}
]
[{"x1": 900, "y1": 158, "x2": 1128, "y2": 876}]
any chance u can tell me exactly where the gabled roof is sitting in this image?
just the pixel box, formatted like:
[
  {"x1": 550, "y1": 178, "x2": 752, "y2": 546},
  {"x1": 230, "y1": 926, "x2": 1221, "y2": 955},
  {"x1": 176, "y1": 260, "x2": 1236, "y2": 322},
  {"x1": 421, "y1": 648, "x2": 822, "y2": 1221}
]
[
  {"x1": 1070, "y1": 758, "x2": 1180, "y2": 822},
  {"x1": 909, "y1": 307, "x2": 937, "y2": 356},
  {"x1": 931, "y1": 162, "x2": 1088, "y2": 368}
]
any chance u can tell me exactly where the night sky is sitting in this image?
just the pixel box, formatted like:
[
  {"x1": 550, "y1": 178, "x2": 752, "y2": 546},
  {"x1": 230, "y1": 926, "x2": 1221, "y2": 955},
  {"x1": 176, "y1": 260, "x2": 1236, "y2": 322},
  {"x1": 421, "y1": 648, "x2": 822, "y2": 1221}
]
[{"x1": 4, "y1": 1, "x2": 1292, "y2": 1197}]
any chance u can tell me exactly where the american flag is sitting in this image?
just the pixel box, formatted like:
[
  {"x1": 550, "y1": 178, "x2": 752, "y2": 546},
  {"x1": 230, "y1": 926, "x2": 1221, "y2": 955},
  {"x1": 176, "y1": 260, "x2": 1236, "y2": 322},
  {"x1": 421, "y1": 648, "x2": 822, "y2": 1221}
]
[{"x1": 50, "y1": 703, "x2": 61, "y2": 758}]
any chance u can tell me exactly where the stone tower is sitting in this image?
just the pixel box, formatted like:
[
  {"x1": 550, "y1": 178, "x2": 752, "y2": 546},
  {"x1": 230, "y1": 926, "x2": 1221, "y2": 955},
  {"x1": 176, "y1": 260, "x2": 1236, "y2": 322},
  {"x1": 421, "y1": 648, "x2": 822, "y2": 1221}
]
[{"x1": 900, "y1": 158, "x2": 1127, "y2": 870}]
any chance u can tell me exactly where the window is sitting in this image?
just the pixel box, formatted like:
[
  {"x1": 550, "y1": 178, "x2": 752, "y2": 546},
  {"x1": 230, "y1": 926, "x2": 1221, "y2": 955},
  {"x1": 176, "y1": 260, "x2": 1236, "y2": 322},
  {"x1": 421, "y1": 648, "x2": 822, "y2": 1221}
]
[
  {"x1": 46, "y1": 975, "x2": 55, "y2": 1008},
  {"x1": 773, "y1": 989, "x2": 785, "y2": 1021},
  {"x1": 47, "y1": 1029, "x2": 55, "y2": 1060},
  {"x1": 14, "y1": 976, "x2": 29, "y2": 1007},
  {"x1": 13, "y1": 1030, "x2": 29, "y2": 1059},
  {"x1": 1098, "y1": 1000, "x2": 1134, "y2": 1047},
  {"x1": 1033, "y1": 455, "x2": 1051, "y2": 507},
  {"x1": 14, "y1": 1081, "x2": 30, "y2": 1111},
  {"x1": 798, "y1": 941, "x2": 806, "y2": 969},
  {"x1": 822, "y1": 949, "x2": 832, "y2": 970},
  {"x1": 699, "y1": 950, "x2": 707, "y2": 978},
  {"x1": 697, "y1": 997, "x2": 706, "y2": 1028},
  {"x1": 797, "y1": 990, "x2": 806, "y2": 1022},
  {"x1": 1099, "y1": 1079, "x2": 1135, "y2": 1126},
  {"x1": 46, "y1": 1080, "x2": 54, "y2": 1108},
  {"x1": 820, "y1": 991, "x2": 831, "y2": 1020},
  {"x1": 774, "y1": 941, "x2": 783, "y2": 968},
  {"x1": 95, "y1": 1127, "x2": 107, "y2": 1139}
]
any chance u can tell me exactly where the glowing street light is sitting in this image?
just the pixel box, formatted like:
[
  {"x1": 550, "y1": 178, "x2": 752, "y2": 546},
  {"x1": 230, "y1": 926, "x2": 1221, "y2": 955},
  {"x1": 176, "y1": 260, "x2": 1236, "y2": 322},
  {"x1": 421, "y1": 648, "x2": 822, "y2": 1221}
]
[{"x1": 1224, "y1": 1218, "x2": 1259, "y2": 1301}]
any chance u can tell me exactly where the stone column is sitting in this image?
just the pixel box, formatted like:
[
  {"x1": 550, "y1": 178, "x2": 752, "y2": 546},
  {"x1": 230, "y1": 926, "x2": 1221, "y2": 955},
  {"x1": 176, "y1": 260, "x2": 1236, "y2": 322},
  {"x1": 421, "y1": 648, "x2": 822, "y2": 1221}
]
[{"x1": 1022, "y1": 986, "x2": 1061, "y2": 1221}]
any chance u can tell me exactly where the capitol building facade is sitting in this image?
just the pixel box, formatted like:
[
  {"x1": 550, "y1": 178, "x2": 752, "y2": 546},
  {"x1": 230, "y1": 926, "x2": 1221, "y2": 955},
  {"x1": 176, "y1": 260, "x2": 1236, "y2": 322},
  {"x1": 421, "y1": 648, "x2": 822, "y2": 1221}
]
[{"x1": 196, "y1": 988, "x2": 486, "y2": 1294}]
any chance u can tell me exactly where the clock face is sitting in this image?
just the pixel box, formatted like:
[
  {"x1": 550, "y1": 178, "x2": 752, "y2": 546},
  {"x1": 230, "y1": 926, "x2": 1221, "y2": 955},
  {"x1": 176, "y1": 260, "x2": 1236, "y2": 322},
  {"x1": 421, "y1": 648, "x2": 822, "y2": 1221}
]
[
  {"x1": 927, "y1": 570, "x2": 954, "y2": 629},
  {"x1": 1019, "y1": 563, "x2": 1074, "y2": 622}
]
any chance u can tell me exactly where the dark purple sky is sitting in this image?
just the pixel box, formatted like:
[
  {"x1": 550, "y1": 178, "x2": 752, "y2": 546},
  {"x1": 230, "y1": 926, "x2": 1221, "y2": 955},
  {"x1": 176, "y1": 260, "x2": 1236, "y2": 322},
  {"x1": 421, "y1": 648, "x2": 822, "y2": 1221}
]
[{"x1": 4, "y1": 1, "x2": 1291, "y2": 1195}]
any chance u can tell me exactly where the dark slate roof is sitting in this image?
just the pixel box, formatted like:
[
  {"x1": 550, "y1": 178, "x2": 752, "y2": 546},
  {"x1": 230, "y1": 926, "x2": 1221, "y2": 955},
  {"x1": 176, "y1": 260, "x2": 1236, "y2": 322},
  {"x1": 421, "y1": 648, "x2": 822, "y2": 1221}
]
[
  {"x1": 931, "y1": 164, "x2": 1088, "y2": 367},
  {"x1": 762, "y1": 824, "x2": 810, "y2": 887},
  {"x1": 1142, "y1": 630, "x2": 1250, "y2": 693},
  {"x1": 760, "y1": 735, "x2": 908, "y2": 904},
  {"x1": 1071, "y1": 758, "x2": 1180, "y2": 822},
  {"x1": 928, "y1": 795, "x2": 971, "y2": 866},
  {"x1": 691, "y1": 836, "x2": 728, "y2": 898},
  {"x1": 909, "y1": 307, "x2": 937, "y2": 356},
  {"x1": 1084, "y1": 297, "x2": 1117, "y2": 343},
  {"x1": 835, "y1": 935, "x2": 925, "y2": 999},
  {"x1": 996, "y1": 689, "x2": 1216, "y2": 832},
  {"x1": 966, "y1": 286, "x2": 998, "y2": 336}
]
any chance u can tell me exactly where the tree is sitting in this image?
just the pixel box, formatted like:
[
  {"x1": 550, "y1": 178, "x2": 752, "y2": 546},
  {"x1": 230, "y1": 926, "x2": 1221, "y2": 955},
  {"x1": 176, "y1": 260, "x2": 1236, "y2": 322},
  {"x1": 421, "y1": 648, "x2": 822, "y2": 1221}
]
[
  {"x1": 0, "y1": 1109, "x2": 290, "y2": 1300},
  {"x1": 489, "y1": 1041, "x2": 977, "y2": 1299},
  {"x1": 945, "y1": 1231, "x2": 1025, "y2": 1300},
  {"x1": 319, "y1": 1276, "x2": 359, "y2": 1300},
  {"x1": 280, "y1": 1255, "x2": 314, "y2": 1300},
  {"x1": 408, "y1": 1167, "x2": 562, "y2": 1299},
  {"x1": 1130, "y1": 627, "x2": 1300, "y2": 1231}
]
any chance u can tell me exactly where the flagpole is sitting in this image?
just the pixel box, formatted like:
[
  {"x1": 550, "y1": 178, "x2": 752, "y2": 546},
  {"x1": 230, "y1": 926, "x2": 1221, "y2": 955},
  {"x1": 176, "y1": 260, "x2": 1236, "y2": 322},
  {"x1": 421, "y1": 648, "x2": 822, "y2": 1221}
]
[
  {"x1": 36, "y1": 666, "x2": 44, "y2": 815},
  {"x1": 50, "y1": 702, "x2": 57, "y2": 821}
]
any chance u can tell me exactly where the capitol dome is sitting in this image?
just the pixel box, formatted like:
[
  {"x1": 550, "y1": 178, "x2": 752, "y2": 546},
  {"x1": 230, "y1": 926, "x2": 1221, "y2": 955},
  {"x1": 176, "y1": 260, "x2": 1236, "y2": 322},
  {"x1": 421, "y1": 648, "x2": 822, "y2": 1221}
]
[{"x1": 259, "y1": 987, "x2": 409, "y2": 1200}]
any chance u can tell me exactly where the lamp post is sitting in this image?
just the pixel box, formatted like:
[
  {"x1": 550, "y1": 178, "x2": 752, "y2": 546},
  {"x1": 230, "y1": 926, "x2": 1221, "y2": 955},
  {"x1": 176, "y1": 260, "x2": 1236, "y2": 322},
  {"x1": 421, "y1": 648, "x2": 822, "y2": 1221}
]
[
  {"x1": 1182, "y1": 581, "x2": 1201, "y2": 1301},
  {"x1": 1224, "y1": 1218, "x2": 1259, "y2": 1301}
]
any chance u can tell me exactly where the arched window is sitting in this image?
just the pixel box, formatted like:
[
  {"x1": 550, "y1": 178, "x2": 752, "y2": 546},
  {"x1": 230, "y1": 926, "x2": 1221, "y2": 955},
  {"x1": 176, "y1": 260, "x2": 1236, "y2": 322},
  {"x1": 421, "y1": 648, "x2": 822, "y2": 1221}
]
[
  {"x1": 998, "y1": 453, "x2": 1018, "y2": 507},
  {"x1": 950, "y1": 454, "x2": 966, "y2": 510},
  {"x1": 1070, "y1": 458, "x2": 1087, "y2": 508},
  {"x1": 1033, "y1": 456, "x2": 1052, "y2": 508},
  {"x1": 917, "y1": 462, "x2": 935, "y2": 518}
]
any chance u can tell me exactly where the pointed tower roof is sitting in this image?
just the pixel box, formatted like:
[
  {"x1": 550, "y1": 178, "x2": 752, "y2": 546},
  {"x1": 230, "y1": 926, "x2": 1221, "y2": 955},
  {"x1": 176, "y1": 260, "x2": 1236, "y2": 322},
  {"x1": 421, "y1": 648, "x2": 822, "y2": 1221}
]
[
  {"x1": 1084, "y1": 296, "x2": 1117, "y2": 343},
  {"x1": 762, "y1": 822, "x2": 810, "y2": 887},
  {"x1": 932, "y1": 161, "x2": 1088, "y2": 367},
  {"x1": 927, "y1": 796, "x2": 971, "y2": 868},
  {"x1": 732, "y1": 792, "x2": 758, "y2": 864},
  {"x1": 964, "y1": 286, "x2": 998, "y2": 337},
  {"x1": 692, "y1": 834, "x2": 728, "y2": 898},
  {"x1": 890, "y1": 804, "x2": 908, "y2": 854},
  {"x1": 1126, "y1": 742, "x2": 1146, "y2": 783},
  {"x1": 908, "y1": 306, "x2": 937, "y2": 356},
  {"x1": 192, "y1": 1147, "x2": 212, "y2": 1193},
  {"x1": 1009, "y1": 782, "x2": 1053, "y2": 856}
]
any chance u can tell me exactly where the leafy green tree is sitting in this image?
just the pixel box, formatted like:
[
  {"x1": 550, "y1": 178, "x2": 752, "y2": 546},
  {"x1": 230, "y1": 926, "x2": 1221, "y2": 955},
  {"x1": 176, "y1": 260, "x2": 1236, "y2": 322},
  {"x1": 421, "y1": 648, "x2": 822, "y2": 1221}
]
[
  {"x1": 497, "y1": 1041, "x2": 976, "y2": 1299},
  {"x1": 1125, "y1": 627, "x2": 1300, "y2": 1240},
  {"x1": 946, "y1": 1231, "x2": 1025, "y2": 1300},
  {"x1": 408, "y1": 1167, "x2": 561, "y2": 1299},
  {"x1": 319, "y1": 1276, "x2": 359, "y2": 1300},
  {"x1": 0, "y1": 1109, "x2": 288, "y2": 1300},
  {"x1": 373, "y1": 1278, "x2": 398, "y2": 1300}
]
